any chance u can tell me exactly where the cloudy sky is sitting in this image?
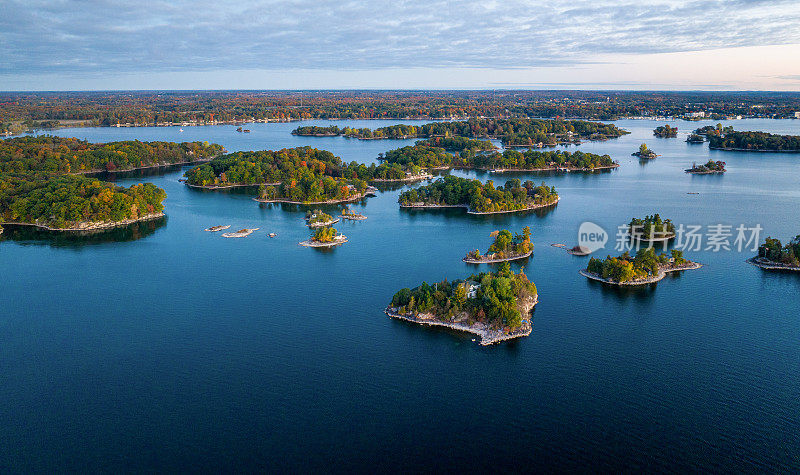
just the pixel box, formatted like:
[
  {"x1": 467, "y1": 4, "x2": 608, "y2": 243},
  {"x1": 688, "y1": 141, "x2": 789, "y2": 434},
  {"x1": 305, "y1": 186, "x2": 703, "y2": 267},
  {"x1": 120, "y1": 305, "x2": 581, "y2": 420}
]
[{"x1": 2, "y1": 0, "x2": 800, "y2": 90}]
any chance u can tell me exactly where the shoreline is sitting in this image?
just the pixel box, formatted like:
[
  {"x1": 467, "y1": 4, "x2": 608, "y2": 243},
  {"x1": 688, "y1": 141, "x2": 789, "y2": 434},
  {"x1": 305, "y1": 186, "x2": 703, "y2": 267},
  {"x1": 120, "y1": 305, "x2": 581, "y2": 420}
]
[
  {"x1": 400, "y1": 196, "x2": 559, "y2": 215},
  {"x1": 385, "y1": 296, "x2": 537, "y2": 346},
  {"x1": 463, "y1": 250, "x2": 533, "y2": 264},
  {"x1": 370, "y1": 174, "x2": 433, "y2": 183},
  {"x1": 686, "y1": 169, "x2": 725, "y2": 174},
  {"x1": 78, "y1": 156, "x2": 220, "y2": 176},
  {"x1": 488, "y1": 164, "x2": 619, "y2": 173},
  {"x1": 1, "y1": 212, "x2": 165, "y2": 233},
  {"x1": 580, "y1": 262, "x2": 703, "y2": 286},
  {"x1": 187, "y1": 182, "x2": 280, "y2": 190},
  {"x1": 747, "y1": 257, "x2": 800, "y2": 272}
]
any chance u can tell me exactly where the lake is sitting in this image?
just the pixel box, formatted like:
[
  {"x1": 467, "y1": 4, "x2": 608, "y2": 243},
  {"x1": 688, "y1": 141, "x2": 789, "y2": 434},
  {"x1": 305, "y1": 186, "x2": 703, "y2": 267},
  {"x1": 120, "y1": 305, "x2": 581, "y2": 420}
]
[{"x1": 1, "y1": 119, "x2": 799, "y2": 472}]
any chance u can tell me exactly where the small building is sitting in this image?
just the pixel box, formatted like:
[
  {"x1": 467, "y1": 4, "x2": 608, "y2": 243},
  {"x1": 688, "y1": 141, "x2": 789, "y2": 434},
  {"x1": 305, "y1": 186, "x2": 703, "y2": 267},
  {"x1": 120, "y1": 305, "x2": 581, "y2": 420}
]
[{"x1": 795, "y1": 112, "x2": 800, "y2": 119}]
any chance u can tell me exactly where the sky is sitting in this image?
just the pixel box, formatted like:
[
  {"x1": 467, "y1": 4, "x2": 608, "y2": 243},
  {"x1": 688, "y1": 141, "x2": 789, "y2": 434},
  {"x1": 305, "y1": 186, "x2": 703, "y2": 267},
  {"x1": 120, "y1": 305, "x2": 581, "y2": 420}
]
[{"x1": 1, "y1": 0, "x2": 800, "y2": 91}]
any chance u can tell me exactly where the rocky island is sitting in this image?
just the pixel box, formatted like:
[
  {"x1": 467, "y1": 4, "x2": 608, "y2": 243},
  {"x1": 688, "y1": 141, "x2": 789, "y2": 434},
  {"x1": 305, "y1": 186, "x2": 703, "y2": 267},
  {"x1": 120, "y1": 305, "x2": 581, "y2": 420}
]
[
  {"x1": 748, "y1": 235, "x2": 800, "y2": 271},
  {"x1": 398, "y1": 176, "x2": 559, "y2": 215},
  {"x1": 305, "y1": 209, "x2": 339, "y2": 228},
  {"x1": 386, "y1": 263, "x2": 537, "y2": 345},
  {"x1": 653, "y1": 124, "x2": 678, "y2": 138},
  {"x1": 582, "y1": 248, "x2": 701, "y2": 286},
  {"x1": 464, "y1": 227, "x2": 533, "y2": 264}
]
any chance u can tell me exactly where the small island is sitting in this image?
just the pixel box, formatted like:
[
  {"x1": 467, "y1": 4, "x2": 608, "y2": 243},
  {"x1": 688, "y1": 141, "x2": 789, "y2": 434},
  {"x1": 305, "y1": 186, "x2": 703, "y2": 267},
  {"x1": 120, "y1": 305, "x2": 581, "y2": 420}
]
[
  {"x1": 708, "y1": 130, "x2": 800, "y2": 152},
  {"x1": 748, "y1": 235, "x2": 800, "y2": 271},
  {"x1": 221, "y1": 228, "x2": 260, "y2": 238},
  {"x1": 686, "y1": 160, "x2": 726, "y2": 174},
  {"x1": 340, "y1": 208, "x2": 367, "y2": 221},
  {"x1": 305, "y1": 209, "x2": 339, "y2": 228},
  {"x1": 629, "y1": 214, "x2": 676, "y2": 241},
  {"x1": 386, "y1": 262, "x2": 537, "y2": 345},
  {"x1": 464, "y1": 227, "x2": 533, "y2": 263},
  {"x1": 686, "y1": 133, "x2": 705, "y2": 143},
  {"x1": 653, "y1": 124, "x2": 678, "y2": 138},
  {"x1": 632, "y1": 143, "x2": 659, "y2": 159},
  {"x1": 399, "y1": 176, "x2": 559, "y2": 215},
  {"x1": 299, "y1": 227, "x2": 347, "y2": 247},
  {"x1": 205, "y1": 225, "x2": 231, "y2": 232},
  {"x1": 582, "y1": 248, "x2": 701, "y2": 286}
]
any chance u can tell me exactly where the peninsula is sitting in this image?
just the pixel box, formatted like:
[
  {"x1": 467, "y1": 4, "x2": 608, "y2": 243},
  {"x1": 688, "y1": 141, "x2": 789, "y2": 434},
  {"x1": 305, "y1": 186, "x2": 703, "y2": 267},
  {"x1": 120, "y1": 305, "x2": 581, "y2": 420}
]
[
  {"x1": 582, "y1": 248, "x2": 701, "y2": 286},
  {"x1": 463, "y1": 227, "x2": 533, "y2": 264},
  {"x1": 398, "y1": 176, "x2": 559, "y2": 215},
  {"x1": 386, "y1": 263, "x2": 537, "y2": 345}
]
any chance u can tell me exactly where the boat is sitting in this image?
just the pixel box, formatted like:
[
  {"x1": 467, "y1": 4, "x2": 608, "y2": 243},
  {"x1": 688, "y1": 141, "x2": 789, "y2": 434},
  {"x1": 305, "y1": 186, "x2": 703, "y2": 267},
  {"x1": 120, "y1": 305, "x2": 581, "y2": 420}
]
[
  {"x1": 179, "y1": 128, "x2": 184, "y2": 132},
  {"x1": 204, "y1": 225, "x2": 231, "y2": 232},
  {"x1": 268, "y1": 233, "x2": 277, "y2": 238}
]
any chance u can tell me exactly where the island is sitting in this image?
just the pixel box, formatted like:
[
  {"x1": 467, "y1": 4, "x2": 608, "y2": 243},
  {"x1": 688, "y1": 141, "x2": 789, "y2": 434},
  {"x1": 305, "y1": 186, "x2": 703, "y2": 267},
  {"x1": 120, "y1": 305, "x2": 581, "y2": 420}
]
[
  {"x1": 464, "y1": 227, "x2": 533, "y2": 263},
  {"x1": 205, "y1": 225, "x2": 231, "y2": 232},
  {"x1": 0, "y1": 136, "x2": 222, "y2": 231},
  {"x1": 299, "y1": 227, "x2": 347, "y2": 247},
  {"x1": 748, "y1": 235, "x2": 800, "y2": 271},
  {"x1": 399, "y1": 176, "x2": 559, "y2": 215},
  {"x1": 629, "y1": 214, "x2": 676, "y2": 241},
  {"x1": 305, "y1": 209, "x2": 339, "y2": 228},
  {"x1": 386, "y1": 262, "x2": 537, "y2": 345},
  {"x1": 340, "y1": 208, "x2": 367, "y2": 220},
  {"x1": 632, "y1": 143, "x2": 659, "y2": 159},
  {"x1": 383, "y1": 144, "x2": 618, "y2": 172},
  {"x1": 221, "y1": 228, "x2": 259, "y2": 238},
  {"x1": 293, "y1": 118, "x2": 629, "y2": 146},
  {"x1": 686, "y1": 160, "x2": 726, "y2": 174},
  {"x1": 653, "y1": 124, "x2": 678, "y2": 138},
  {"x1": 582, "y1": 248, "x2": 701, "y2": 286},
  {"x1": 686, "y1": 133, "x2": 706, "y2": 143},
  {"x1": 708, "y1": 130, "x2": 800, "y2": 152}
]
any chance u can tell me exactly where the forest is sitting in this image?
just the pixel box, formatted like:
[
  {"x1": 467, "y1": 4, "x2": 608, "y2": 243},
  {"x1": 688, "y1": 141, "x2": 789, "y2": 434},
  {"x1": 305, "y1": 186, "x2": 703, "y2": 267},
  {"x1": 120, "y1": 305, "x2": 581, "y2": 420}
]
[
  {"x1": 1, "y1": 136, "x2": 223, "y2": 174},
  {"x1": 757, "y1": 236, "x2": 800, "y2": 266},
  {"x1": 390, "y1": 262, "x2": 537, "y2": 329},
  {"x1": 587, "y1": 248, "x2": 687, "y2": 283},
  {"x1": 398, "y1": 176, "x2": 558, "y2": 213},
  {"x1": 708, "y1": 131, "x2": 800, "y2": 151},
  {"x1": 466, "y1": 227, "x2": 532, "y2": 261},
  {"x1": 686, "y1": 160, "x2": 726, "y2": 173}
]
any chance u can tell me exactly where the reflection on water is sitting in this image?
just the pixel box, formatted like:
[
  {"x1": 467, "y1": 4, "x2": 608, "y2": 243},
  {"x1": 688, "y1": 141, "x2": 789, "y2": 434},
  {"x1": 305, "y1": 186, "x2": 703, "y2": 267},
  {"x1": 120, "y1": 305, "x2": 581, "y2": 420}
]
[{"x1": 0, "y1": 215, "x2": 167, "y2": 247}]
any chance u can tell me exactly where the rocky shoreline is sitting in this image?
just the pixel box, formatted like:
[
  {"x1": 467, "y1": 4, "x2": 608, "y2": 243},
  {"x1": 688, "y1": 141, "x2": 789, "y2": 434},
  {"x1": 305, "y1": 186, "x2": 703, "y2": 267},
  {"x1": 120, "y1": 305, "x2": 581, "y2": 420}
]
[
  {"x1": 489, "y1": 164, "x2": 619, "y2": 173},
  {"x1": 187, "y1": 182, "x2": 279, "y2": 190},
  {"x1": 747, "y1": 257, "x2": 800, "y2": 272},
  {"x1": 307, "y1": 218, "x2": 340, "y2": 228},
  {"x1": 385, "y1": 295, "x2": 537, "y2": 346},
  {"x1": 254, "y1": 192, "x2": 369, "y2": 206},
  {"x1": 299, "y1": 235, "x2": 348, "y2": 247},
  {"x1": 580, "y1": 262, "x2": 703, "y2": 286},
  {"x1": 0, "y1": 212, "x2": 165, "y2": 233}
]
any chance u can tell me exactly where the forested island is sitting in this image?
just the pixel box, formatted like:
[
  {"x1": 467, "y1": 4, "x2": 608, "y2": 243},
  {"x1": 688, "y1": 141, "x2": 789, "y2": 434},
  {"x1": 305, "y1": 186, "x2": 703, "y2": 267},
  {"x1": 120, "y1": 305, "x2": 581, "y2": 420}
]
[
  {"x1": 748, "y1": 235, "x2": 800, "y2": 271},
  {"x1": 694, "y1": 124, "x2": 734, "y2": 138},
  {"x1": 415, "y1": 136, "x2": 497, "y2": 151},
  {"x1": 464, "y1": 227, "x2": 533, "y2": 263},
  {"x1": 686, "y1": 160, "x2": 726, "y2": 174},
  {"x1": 708, "y1": 131, "x2": 800, "y2": 152},
  {"x1": 299, "y1": 227, "x2": 347, "y2": 247},
  {"x1": 686, "y1": 133, "x2": 705, "y2": 143},
  {"x1": 305, "y1": 209, "x2": 338, "y2": 228},
  {"x1": 383, "y1": 144, "x2": 617, "y2": 172},
  {"x1": 629, "y1": 214, "x2": 676, "y2": 241},
  {"x1": 398, "y1": 176, "x2": 559, "y2": 214},
  {"x1": 293, "y1": 118, "x2": 628, "y2": 146},
  {"x1": 653, "y1": 125, "x2": 678, "y2": 138},
  {"x1": 386, "y1": 262, "x2": 537, "y2": 345},
  {"x1": 582, "y1": 248, "x2": 701, "y2": 285},
  {"x1": 0, "y1": 136, "x2": 221, "y2": 231},
  {"x1": 632, "y1": 143, "x2": 659, "y2": 159}
]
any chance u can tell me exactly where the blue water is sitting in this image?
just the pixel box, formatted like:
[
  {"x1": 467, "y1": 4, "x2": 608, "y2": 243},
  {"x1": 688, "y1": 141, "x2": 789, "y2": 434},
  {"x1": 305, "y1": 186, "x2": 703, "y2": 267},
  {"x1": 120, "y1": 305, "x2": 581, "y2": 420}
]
[{"x1": 2, "y1": 119, "x2": 799, "y2": 472}]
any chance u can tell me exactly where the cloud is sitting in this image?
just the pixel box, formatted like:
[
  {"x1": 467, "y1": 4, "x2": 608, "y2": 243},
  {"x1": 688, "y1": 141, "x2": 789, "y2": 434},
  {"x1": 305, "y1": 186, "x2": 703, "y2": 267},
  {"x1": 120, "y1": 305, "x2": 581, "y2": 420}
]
[{"x1": 1, "y1": 0, "x2": 800, "y2": 75}]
